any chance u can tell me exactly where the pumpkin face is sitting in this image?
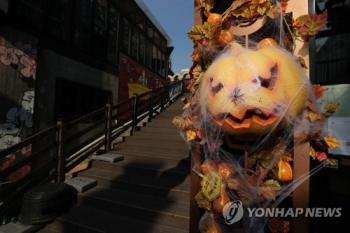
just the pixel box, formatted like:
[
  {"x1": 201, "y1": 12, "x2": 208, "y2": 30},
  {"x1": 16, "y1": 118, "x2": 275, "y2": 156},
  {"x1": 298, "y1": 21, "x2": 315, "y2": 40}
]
[{"x1": 199, "y1": 42, "x2": 308, "y2": 136}]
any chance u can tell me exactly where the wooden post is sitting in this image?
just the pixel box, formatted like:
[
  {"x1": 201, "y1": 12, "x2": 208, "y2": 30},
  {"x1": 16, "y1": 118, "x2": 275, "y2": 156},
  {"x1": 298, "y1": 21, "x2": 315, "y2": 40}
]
[
  {"x1": 105, "y1": 103, "x2": 112, "y2": 152},
  {"x1": 132, "y1": 94, "x2": 138, "y2": 133},
  {"x1": 148, "y1": 89, "x2": 154, "y2": 122},
  {"x1": 160, "y1": 86, "x2": 165, "y2": 112},
  {"x1": 288, "y1": 1, "x2": 310, "y2": 232},
  {"x1": 56, "y1": 119, "x2": 67, "y2": 182},
  {"x1": 189, "y1": 144, "x2": 202, "y2": 233}
]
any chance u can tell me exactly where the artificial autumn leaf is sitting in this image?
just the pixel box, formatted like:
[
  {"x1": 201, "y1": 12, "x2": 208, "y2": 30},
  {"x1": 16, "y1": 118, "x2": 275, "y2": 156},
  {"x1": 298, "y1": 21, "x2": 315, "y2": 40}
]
[
  {"x1": 233, "y1": 0, "x2": 272, "y2": 19},
  {"x1": 187, "y1": 25, "x2": 205, "y2": 42},
  {"x1": 201, "y1": 22, "x2": 217, "y2": 41},
  {"x1": 191, "y1": 48, "x2": 201, "y2": 62},
  {"x1": 258, "y1": 186, "x2": 276, "y2": 200},
  {"x1": 265, "y1": 4, "x2": 280, "y2": 18},
  {"x1": 298, "y1": 56, "x2": 308, "y2": 69},
  {"x1": 310, "y1": 146, "x2": 316, "y2": 160},
  {"x1": 322, "y1": 111, "x2": 333, "y2": 118},
  {"x1": 324, "y1": 136, "x2": 342, "y2": 149},
  {"x1": 297, "y1": 9, "x2": 328, "y2": 41},
  {"x1": 264, "y1": 179, "x2": 281, "y2": 190},
  {"x1": 195, "y1": 0, "x2": 214, "y2": 14},
  {"x1": 186, "y1": 130, "x2": 197, "y2": 141},
  {"x1": 194, "y1": 191, "x2": 212, "y2": 211},
  {"x1": 324, "y1": 102, "x2": 340, "y2": 114},
  {"x1": 183, "y1": 103, "x2": 190, "y2": 109},
  {"x1": 173, "y1": 116, "x2": 199, "y2": 131},
  {"x1": 326, "y1": 158, "x2": 337, "y2": 167},
  {"x1": 313, "y1": 84, "x2": 328, "y2": 99},
  {"x1": 315, "y1": 151, "x2": 327, "y2": 162},
  {"x1": 308, "y1": 111, "x2": 322, "y2": 122},
  {"x1": 269, "y1": 217, "x2": 291, "y2": 233},
  {"x1": 227, "y1": 178, "x2": 240, "y2": 190},
  {"x1": 222, "y1": 0, "x2": 247, "y2": 22},
  {"x1": 247, "y1": 155, "x2": 257, "y2": 168}
]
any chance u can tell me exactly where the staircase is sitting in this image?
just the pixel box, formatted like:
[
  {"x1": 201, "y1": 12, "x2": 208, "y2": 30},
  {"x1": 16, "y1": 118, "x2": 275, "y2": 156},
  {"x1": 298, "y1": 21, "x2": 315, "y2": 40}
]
[{"x1": 38, "y1": 95, "x2": 191, "y2": 233}]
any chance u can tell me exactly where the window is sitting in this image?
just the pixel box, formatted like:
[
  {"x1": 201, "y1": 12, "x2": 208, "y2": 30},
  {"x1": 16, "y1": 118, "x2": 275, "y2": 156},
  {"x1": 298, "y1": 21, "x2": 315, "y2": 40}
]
[
  {"x1": 154, "y1": 31, "x2": 160, "y2": 46},
  {"x1": 106, "y1": 5, "x2": 119, "y2": 65},
  {"x1": 135, "y1": 9, "x2": 145, "y2": 30},
  {"x1": 146, "y1": 40, "x2": 152, "y2": 68},
  {"x1": 122, "y1": 0, "x2": 134, "y2": 19},
  {"x1": 139, "y1": 34, "x2": 146, "y2": 63},
  {"x1": 130, "y1": 26, "x2": 139, "y2": 58},
  {"x1": 152, "y1": 45, "x2": 157, "y2": 71},
  {"x1": 17, "y1": 0, "x2": 46, "y2": 29},
  {"x1": 157, "y1": 49, "x2": 162, "y2": 74},
  {"x1": 146, "y1": 20, "x2": 153, "y2": 38},
  {"x1": 121, "y1": 18, "x2": 131, "y2": 53},
  {"x1": 161, "y1": 37, "x2": 167, "y2": 52},
  {"x1": 73, "y1": 0, "x2": 92, "y2": 51},
  {"x1": 90, "y1": 0, "x2": 107, "y2": 59},
  {"x1": 160, "y1": 53, "x2": 166, "y2": 76},
  {"x1": 49, "y1": 0, "x2": 72, "y2": 42}
]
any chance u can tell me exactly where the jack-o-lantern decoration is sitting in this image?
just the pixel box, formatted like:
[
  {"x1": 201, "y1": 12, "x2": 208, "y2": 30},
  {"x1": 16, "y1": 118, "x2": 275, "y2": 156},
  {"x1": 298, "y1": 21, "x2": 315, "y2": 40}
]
[{"x1": 199, "y1": 42, "x2": 309, "y2": 136}]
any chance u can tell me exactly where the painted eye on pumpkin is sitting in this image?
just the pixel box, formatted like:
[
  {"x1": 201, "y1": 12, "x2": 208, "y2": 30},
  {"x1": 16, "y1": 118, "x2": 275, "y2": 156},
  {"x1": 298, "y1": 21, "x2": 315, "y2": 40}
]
[
  {"x1": 253, "y1": 64, "x2": 278, "y2": 90},
  {"x1": 210, "y1": 77, "x2": 224, "y2": 95}
]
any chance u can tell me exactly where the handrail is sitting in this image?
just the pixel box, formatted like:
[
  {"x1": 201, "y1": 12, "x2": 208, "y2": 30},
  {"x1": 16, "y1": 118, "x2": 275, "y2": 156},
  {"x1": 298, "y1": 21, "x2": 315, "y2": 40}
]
[{"x1": 0, "y1": 79, "x2": 185, "y2": 220}]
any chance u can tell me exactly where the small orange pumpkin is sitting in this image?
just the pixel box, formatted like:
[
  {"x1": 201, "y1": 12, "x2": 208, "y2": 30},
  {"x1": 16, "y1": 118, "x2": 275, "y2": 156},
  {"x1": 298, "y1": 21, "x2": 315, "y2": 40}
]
[
  {"x1": 275, "y1": 159, "x2": 293, "y2": 182},
  {"x1": 199, "y1": 42, "x2": 309, "y2": 136}
]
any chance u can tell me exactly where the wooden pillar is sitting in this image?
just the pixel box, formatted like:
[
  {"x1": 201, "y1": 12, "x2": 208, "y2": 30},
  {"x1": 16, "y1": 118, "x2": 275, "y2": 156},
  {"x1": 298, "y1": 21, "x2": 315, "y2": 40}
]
[
  {"x1": 288, "y1": 1, "x2": 311, "y2": 233},
  {"x1": 189, "y1": 4, "x2": 203, "y2": 233},
  {"x1": 189, "y1": 144, "x2": 202, "y2": 233}
]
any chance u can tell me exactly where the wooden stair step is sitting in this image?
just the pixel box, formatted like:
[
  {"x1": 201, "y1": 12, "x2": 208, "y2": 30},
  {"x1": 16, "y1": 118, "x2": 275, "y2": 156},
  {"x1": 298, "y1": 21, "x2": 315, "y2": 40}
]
[
  {"x1": 76, "y1": 186, "x2": 190, "y2": 229},
  {"x1": 129, "y1": 133, "x2": 186, "y2": 141},
  {"x1": 78, "y1": 168, "x2": 191, "y2": 192},
  {"x1": 138, "y1": 127, "x2": 182, "y2": 134},
  {"x1": 123, "y1": 137, "x2": 189, "y2": 148},
  {"x1": 40, "y1": 204, "x2": 188, "y2": 233},
  {"x1": 90, "y1": 159, "x2": 191, "y2": 182},
  {"x1": 106, "y1": 152, "x2": 190, "y2": 167},
  {"x1": 116, "y1": 143, "x2": 189, "y2": 155},
  {"x1": 112, "y1": 150, "x2": 189, "y2": 162}
]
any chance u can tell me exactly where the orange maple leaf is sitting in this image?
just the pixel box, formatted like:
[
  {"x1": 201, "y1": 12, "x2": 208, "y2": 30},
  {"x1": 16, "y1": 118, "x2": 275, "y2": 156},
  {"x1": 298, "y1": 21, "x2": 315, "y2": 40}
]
[
  {"x1": 313, "y1": 84, "x2": 328, "y2": 99},
  {"x1": 297, "y1": 9, "x2": 328, "y2": 41},
  {"x1": 316, "y1": 151, "x2": 327, "y2": 162},
  {"x1": 324, "y1": 136, "x2": 342, "y2": 149}
]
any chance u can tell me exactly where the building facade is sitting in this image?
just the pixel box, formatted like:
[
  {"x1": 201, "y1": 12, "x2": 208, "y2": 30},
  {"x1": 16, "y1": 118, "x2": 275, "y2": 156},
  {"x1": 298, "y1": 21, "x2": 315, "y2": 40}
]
[{"x1": 0, "y1": 0, "x2": 172, "y2": 150}]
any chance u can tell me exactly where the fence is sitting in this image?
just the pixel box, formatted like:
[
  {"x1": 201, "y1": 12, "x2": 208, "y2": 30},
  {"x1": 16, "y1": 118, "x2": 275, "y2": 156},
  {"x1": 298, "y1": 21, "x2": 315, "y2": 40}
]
[{"x1": 0, "y1": 80, "x2": 185, "y2": 219}]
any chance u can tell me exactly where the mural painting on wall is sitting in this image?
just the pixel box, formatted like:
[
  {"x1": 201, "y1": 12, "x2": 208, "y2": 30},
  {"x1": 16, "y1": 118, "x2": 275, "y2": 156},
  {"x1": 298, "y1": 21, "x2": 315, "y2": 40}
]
[
  {"x1": 119, "y1": 53, "x2": 166, "y2": 101},
  {"x1": 0, "y1": 33, "x2": 37, "y2": 184}
]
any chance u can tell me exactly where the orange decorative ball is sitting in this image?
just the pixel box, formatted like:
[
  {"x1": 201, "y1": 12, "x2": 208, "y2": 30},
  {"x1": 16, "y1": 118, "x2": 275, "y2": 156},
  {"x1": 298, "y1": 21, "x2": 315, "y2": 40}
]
[
  {"x1": 207, "y1": 13, "x2": 222, "y2": 24},
  {"x1": 257, "y1": 38, "x2": 278, "y2": 48},
  {"x1": 276, "y1": 159, "x2": 293, "y2": 182},
  {"x1": 218, "y1": 30, "x2": 234, "y2": 46}
]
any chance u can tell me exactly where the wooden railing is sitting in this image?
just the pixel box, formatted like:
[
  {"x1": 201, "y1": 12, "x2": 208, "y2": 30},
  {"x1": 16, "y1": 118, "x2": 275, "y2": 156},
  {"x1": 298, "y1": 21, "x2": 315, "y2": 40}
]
[{"x1": 0, "y1": 80, "x2": 185, "y2": 219}]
